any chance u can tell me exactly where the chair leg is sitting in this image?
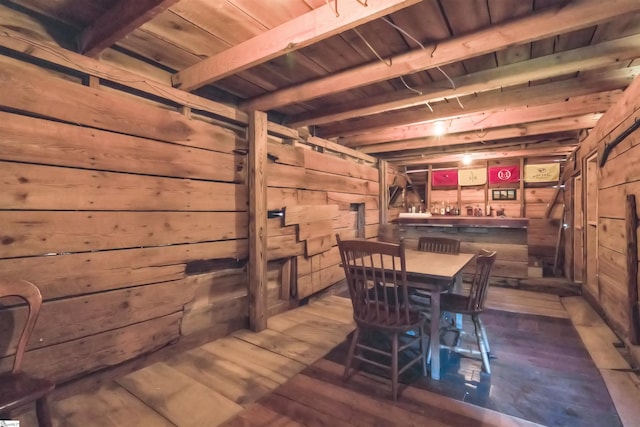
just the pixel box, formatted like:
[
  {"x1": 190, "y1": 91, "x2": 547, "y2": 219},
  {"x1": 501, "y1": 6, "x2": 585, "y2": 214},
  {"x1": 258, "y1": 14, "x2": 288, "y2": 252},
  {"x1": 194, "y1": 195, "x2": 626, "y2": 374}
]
[
  {"x1": 420, "y1": 326, "x2": 428, "y2": 377},
  {"x1": 478, "y1": 316, "x2": 491, "y2": 356},
  {"x1": 391, "y1": 332, "x2": 399, "y2": 401},
  {"x1": 343, "y1": 327, "x2": 360, "y2": 380},
  {"x1": 36, "y1": 395, "x2": 53, "y2": 427},
  {"x1": 472, "y1": 315, "x2": 491, "y2": 375}
]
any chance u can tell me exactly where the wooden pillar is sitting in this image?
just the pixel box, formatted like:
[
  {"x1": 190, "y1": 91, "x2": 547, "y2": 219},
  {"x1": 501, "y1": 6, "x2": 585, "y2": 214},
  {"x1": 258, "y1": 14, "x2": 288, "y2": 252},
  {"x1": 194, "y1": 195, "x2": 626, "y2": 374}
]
[
  {"x1": 625, "y1": 195, "x2": 639, "y2": 344},
  {"x1": 379, "y1": 160, "x2": 388, "y2": 225},
  {"x1": 426, "y1": 165, "x2": 432, "y2": 211},
  {"x1": 519, "y1": 157, "x2": 525, "y2": 217},
  {"x1": 248, "y1": 110, "x2": 268, "y2": 331}
]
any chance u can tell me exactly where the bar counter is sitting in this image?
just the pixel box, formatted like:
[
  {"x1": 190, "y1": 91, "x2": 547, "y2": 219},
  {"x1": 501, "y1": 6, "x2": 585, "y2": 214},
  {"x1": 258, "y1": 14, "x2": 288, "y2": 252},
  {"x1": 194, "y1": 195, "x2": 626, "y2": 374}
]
[{"x1": 390, "y1": 215, "x2": 530, "y2": 282}]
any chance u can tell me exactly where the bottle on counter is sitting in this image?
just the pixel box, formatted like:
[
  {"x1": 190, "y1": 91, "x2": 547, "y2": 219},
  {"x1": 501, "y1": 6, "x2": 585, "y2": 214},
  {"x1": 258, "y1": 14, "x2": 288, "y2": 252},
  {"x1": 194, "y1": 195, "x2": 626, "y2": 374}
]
[
  {"x1": 486, "y1": 203, "x2": 492, "y2": 217},
  {"x1": 445, "y1": 203, "x2": 450, "y2": 215},
  {"x1": 440, "y1": 201, "x2": 445, "y2": 215}
]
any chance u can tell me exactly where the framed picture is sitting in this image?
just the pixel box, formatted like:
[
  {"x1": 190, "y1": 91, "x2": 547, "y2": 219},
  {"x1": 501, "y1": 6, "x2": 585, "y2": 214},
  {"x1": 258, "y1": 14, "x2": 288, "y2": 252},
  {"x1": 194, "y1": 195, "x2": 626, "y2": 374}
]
[{"x1": 492, "y1": 189, "x2": 517, "y2": 200}]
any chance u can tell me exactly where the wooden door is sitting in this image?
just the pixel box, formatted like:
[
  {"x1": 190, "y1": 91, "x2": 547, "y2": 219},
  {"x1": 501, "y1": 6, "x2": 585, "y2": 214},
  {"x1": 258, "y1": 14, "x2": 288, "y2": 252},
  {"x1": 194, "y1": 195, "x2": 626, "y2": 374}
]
[
  {"x1": 584, "y1": 154, "x2": 598, "y2": 298},
  {"x1": 573, "y1": 175, "x2": 583, "y2": 282}
]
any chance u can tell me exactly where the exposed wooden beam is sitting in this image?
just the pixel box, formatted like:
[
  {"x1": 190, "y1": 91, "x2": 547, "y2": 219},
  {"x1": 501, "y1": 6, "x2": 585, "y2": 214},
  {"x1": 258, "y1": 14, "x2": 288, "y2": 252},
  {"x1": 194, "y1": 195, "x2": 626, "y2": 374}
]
[
  {"x1": 343, "y1": 92, "x2": 617, "y2": 147},
  {"x1": 77, "y1": 0, "x2": 178, "y2": 57},
  {"x1": 240, "y1": 0, "x2": 640, "y2": 111},
  {"x1": 320, "y1": 67, "x2": 638, "y2": 138},
  {"x1": 360, "y1": 115, "x2": 598, "y2": 154},
  {"x1": 171, "y1": 0, "x2": 420, "y2": 91},
  {"x1": 394, "y1": 145, "x2": 575, "y2": 166},
  {"x1": 287, "y1": 34, "x2": 640, "y2": 128}
]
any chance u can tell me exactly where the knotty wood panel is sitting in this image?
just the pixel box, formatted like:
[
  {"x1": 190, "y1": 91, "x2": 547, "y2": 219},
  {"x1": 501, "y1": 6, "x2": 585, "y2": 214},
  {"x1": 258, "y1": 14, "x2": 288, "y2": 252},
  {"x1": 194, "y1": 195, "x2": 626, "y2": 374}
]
[
  {"x1": 284, "y1": 205, "x2": 339, "y2": 226},
  {"x1": 267, "y1": 187, "x2": 328, "y2": 210},
  {"x1": 268, "y1": 142, "x2": 305, "y2": 167},
  {"x1": 0, "y1": 211, "x2": 247, "y2": 258},
  {"x1": 0, "y1": 278, "x2": 196, "y2": 354},
  {"x1": 304, "y1": 169, "x2": 378, "y2": 195},
  {"x1": 0, "y1": 161, "x2": 247, "y2": 211},
  {"x1": 0, "y1": 56, "x2": 246, "y2": 153},
  {"x1": 326, "y1": 192, "x2": 378, "y2": 210},
  {"x1": 303, "y1": 149, "x2": 378, "y2": 182},
  {"x1": 267, "y1": 162, "x2": 306, "y2": 188},
  {"x1": 599, "y1": 181, "x2": 640, "y2": 219},
  {"x1": 298, "y1": 220, "x2": 333, "y2": 240},
  {"x1": 0, "y1": 112, "x2": 245, "y2": 183},
  {"x1": 0, "y1": 240, "x2": 247, "y2": 301},
  {"x1": 0, "y1": 313, "x2": 181, "y2": 383}
]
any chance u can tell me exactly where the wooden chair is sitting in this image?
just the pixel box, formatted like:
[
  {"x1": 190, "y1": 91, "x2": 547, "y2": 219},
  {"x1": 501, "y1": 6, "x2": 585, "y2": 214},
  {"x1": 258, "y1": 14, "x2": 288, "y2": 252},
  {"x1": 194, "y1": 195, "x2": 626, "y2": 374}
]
[
  {"x1": 440, "y1": 250, "x2": 497, "y2": 374},
  {"x1": 0, "y1": 279, "x2": 54, "y2": 427},
  {"x1": 337, "y1": 235, "x2": 428, "y2": 400},
  {"x1": 410, "y1": 237, "x2": 461, "y2": 307},
  {"x1": 417, "y1": 237, "x2": 460, "y2": 254}
]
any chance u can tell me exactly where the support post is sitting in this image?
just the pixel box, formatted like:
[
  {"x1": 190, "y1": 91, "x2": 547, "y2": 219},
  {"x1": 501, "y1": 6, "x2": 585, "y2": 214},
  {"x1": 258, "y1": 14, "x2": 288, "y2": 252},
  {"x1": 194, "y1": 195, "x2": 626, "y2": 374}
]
[
  {"x1": 248, "y1": 110, "x2": 268, "y2": 331},
  {"x1": 379, "y1": 160, "x2": 388, "y2": 225},
  {"x1": 625, "y1": 195, "x2": 639, "y2": 344}
]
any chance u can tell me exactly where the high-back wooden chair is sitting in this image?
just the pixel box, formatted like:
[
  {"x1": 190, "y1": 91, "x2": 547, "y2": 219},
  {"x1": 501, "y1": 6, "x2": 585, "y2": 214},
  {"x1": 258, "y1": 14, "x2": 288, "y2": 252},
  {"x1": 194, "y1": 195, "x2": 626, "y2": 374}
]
[
  {"x1": 337, "y1": 235, "x2": 428, "y2": 400},
  {"x1": 410, "y1": 237, "x2": 461, "y2": 307},
  {"x1": 418, "y1": 236, "x2": 460, "y2": 254},
  {"x1": 0, "y1": 279, "x2": 54, "y2": 426},
  {"x1": 440, "y1": 250, "x2": 497, "y2": 374}
]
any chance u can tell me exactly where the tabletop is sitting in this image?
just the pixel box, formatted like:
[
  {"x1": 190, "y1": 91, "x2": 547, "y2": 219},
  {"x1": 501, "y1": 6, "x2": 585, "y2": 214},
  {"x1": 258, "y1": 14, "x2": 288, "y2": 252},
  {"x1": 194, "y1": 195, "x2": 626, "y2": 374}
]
[{"x1": 403, "y1": 250, "x2": 475, "y2": 280}]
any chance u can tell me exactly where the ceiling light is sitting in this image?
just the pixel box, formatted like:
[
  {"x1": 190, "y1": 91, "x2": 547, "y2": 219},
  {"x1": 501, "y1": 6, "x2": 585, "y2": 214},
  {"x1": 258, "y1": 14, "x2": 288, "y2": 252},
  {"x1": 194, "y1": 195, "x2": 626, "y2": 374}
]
[
  {"x1": 433, "y1": 120, "x2": 446, "y2": 136},
  {"x1": 462, "y1": 154, "x2": 472, "y2": 165}
]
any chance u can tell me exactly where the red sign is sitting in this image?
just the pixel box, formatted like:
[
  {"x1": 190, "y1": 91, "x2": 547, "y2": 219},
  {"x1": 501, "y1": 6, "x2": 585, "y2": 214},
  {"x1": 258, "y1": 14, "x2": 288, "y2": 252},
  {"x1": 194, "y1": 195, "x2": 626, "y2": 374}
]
[
  {"x1": 489, "y1": 165, "x2": 520, "y2": 184},
  {"x1": 432, "y1": 169, "x2": 458, "y2": 187}
]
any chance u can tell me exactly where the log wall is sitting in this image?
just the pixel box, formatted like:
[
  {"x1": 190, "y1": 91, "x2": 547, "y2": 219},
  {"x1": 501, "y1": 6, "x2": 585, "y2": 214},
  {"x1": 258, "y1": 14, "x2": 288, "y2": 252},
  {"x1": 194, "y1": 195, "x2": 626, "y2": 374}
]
[
  {"x1": 570, "y1": 74, "x2": 640, "y2": 342},
  {"x1": 266, "y1": 143, "x2": 379, "y2": 302},
  {"x1": 0, "y1": 51, "x2": 251, "y2": 384}
]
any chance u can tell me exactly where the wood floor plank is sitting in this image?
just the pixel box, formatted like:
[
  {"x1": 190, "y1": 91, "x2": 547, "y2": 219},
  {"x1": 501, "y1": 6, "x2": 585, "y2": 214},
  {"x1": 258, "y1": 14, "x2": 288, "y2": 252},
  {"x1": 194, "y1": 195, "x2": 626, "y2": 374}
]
[
  {"x1": 232, "y1": 329, "x2": 332, "y2": 365},
  {"x1": 562, "y1": 296, "x2": 613, "y2": 327},
  {"x1": 116, "y1": 362, "x2": 243, "y2": 427},
  {"x1": 276, "y1": 372, "x2": 452, "y2": 427},
  {"x1": 222, "y1": 402, "x2": 306, "y2": 427},
  {"x1": 52, "y1": 382, "x2": 174, "y2": 427},
  {"x1": 201, "y1": 336, "x2": 307, "y2": 384},
  {"x1": 309, "y1": 358, "x2": 544, "y2": 427},
  {"x1": 259, "y1": 393, "x2": 356, "y2": 427},
  {"x1": 298, "y1": 301, "x2": 354, "y2": 324},
  {"x1": 166, "y1": 346, "x2": 278, "y2": 405},
  {"x1": 573, "y1": 325, "x2": 630, "y2": 370},
  {"x1": 599, "y1": 369, "x2": 640, "y2": 427}
]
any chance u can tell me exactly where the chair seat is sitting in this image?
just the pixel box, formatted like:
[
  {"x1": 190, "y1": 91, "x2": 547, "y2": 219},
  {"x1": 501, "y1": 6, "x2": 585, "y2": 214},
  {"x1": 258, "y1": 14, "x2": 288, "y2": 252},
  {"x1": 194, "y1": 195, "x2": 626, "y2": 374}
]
[
  {"x1": 440, "y1": 293, "x2": 480, "y2": 315},
  {"x1": 355, "y1": 302, "x2": 425, "y2": 332},
  {"x1": 0, "y1": 372, "x2": 55, "y2": 412}
]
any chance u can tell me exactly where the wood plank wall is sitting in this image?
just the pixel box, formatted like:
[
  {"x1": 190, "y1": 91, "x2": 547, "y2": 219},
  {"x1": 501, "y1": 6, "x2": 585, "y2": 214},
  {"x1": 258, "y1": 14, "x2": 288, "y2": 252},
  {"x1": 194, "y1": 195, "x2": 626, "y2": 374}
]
[
  {"x1": 395, "y1": 159, "x2": 565, "y2": 273},
  {"x1": 0, "y1": 53, "x2": 249, "y2": 383},
  {"x1": 266, "y1": 143, "x2": 379, "y2": 302},
  {"x1": 569, "y1": 75, "x2": 640, "y2": 341}
]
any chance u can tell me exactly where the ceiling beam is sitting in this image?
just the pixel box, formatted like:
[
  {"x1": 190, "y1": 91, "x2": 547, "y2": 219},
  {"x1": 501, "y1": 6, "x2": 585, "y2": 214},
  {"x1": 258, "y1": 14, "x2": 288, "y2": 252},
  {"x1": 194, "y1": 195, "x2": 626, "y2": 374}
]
[
  {"x1": 171, "y1": 0, "x2": 420, "y2": 91},
  {"x1": 393, "y1": 144, "x2": 576, "y2": 166},
  {"x1": 319, "y1": 66, "x2": 639, "y2": 138},
  {"x1": 359, "y1": 115, "x2": 601, "y2": 154},
  {"x1": 77, "y1": 0, "x2": 178, "y2": 57},
  {"x1": 342, "y1": 91, "x2": 617, "y2": 146},
  {"x1": 287, "y1": 34, "x2": 640, "y2": 128},
  {"x1": 240, "y1": 0, "x2": 640, "y2": 111}
]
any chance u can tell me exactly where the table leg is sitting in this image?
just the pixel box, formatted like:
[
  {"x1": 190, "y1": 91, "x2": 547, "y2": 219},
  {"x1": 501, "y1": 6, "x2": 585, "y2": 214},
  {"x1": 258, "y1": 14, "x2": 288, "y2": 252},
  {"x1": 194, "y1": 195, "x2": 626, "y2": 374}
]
[
  {"x1": 430, "y1": 291, "x2": 441, "y2": 380},
  {"x1": 454, "y1": 273, "x2": 463, "y2": 329}
]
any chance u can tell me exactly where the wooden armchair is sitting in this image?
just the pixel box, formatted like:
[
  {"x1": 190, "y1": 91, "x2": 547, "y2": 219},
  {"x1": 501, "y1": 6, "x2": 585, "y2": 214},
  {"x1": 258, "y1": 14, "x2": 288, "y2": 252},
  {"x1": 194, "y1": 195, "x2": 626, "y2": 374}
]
[
  {"x1": 0, "y1": 279, "x2": 54, "y2": 427},
  {"x1": 337, "y1": 235, "x2": 428, "y2": 400},
  {"x1": 440, "y1": 250, "x2": 497, "y2": 373}
]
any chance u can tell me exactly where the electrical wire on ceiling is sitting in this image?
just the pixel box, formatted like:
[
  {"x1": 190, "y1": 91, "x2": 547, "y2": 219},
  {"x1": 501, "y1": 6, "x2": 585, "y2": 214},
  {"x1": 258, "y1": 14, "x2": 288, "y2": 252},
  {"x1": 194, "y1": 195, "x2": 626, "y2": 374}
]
[
  {"x1": 324, "y1": 0, "x2": 339, "y2": 17},
  {"x1": 380, "y1": 17, "x2": 464, "y2": 111}
]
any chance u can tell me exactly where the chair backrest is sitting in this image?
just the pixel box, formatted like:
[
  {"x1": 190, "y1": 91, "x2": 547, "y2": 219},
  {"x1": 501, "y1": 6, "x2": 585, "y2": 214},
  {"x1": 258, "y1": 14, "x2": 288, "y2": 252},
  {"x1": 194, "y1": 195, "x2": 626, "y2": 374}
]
[
  {"x1": 377, "y1": 223, "x2": 401, "y2": 244},
  {"x1": 0, "y1": 279, "x2": 43, "y2": 373},
  {"x1": 336, "y1": 235, "x2": 413, "y2": 328},
  {"x1": 466, "y1": 250, "x2": 497, "y2": 312},
  {"x1": 418, "y1": 237, "x2": 460, "y2": 254}
]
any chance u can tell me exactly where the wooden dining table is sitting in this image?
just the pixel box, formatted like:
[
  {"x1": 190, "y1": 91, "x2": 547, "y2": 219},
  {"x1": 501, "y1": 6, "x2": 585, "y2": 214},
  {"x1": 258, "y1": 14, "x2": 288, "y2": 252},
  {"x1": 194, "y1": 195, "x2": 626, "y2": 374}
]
[{"x1": 403, "y1": 249, "x2": 476, "y2": 380}]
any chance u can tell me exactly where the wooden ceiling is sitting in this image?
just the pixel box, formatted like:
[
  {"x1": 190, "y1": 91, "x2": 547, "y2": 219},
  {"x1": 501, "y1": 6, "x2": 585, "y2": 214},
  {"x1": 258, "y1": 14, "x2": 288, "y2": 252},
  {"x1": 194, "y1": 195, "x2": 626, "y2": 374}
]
[{"x1": 3, "y1": 0, "x2": 640, "y2": 167}]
